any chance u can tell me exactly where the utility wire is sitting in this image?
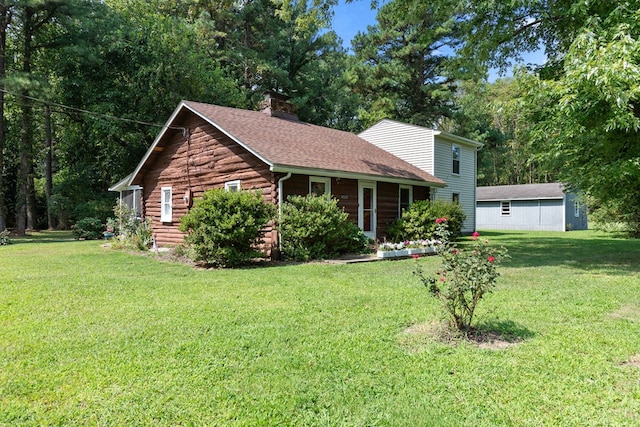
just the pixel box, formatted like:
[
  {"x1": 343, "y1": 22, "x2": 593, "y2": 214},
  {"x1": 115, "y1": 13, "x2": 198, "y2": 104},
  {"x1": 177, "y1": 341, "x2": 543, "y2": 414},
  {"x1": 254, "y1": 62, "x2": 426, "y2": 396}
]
[{"x1": 0, "y1": 88, "x2": 185, "y2": 131}]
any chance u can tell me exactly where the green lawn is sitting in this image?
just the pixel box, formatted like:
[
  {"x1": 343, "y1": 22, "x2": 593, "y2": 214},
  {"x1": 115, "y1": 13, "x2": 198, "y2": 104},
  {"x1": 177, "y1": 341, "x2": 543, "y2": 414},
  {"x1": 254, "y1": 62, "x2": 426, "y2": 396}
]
[{"x1": 1, "y1": 230, "x2": 640, "y2": 426}]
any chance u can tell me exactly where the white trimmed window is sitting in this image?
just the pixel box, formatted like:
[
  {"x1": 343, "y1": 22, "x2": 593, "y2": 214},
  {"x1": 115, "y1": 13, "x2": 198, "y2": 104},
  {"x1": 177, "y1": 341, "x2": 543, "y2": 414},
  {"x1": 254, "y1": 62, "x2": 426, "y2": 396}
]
[
  {"x1": 310, "y1": 176, "x2": 331, "y2": 196},
  {"x1": 225, "y1": 180, "x2": 241, "y2": 192},
  {"x1": 399, "y1": 185, "x2": 412, "y2": 216},
  {"x1": 452, "y1": 145, "x2": 461, "y2": 175},
  {"x1": 501, "y1": 201, "x2": 511, "y2": 216},
  {"x1": 574, "y1": 201, "x2": 581, "y2": 217},
  {"x1": 161, "y1": 187, "x2": 172, "y2": 222}
]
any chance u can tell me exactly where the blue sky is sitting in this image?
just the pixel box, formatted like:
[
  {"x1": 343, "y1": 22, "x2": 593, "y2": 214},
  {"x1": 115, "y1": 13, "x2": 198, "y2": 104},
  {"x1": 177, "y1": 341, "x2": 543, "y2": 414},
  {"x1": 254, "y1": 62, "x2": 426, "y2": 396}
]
[
  {"x1": 331, "y1": 0, "x2": 380, "y2": 50},
  {"x1": 329, "y1": 1, "x2": 545, "y2": 80}
]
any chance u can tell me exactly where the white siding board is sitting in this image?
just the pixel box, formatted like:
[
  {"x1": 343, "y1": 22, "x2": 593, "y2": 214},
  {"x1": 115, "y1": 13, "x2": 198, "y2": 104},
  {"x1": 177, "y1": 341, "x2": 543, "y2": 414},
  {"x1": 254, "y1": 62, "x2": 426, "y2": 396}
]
[{"x1": 359, "y1": 120, "x2": 435, "y2": 174}]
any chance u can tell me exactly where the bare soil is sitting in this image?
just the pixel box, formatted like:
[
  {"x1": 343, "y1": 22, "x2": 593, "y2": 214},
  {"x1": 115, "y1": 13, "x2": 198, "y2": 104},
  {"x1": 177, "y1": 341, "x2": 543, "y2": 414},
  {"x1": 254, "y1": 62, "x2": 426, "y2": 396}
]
[{"x1": 400, "y1": 320, "x2": 524, "y2": 351}]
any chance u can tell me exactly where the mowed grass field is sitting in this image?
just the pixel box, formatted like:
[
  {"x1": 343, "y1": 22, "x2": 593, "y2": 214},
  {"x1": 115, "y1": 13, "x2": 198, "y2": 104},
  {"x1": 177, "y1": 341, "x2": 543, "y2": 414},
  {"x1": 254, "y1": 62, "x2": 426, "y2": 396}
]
[{"x1": 1, "y1": 230, "x2": 640, "y2": 426}]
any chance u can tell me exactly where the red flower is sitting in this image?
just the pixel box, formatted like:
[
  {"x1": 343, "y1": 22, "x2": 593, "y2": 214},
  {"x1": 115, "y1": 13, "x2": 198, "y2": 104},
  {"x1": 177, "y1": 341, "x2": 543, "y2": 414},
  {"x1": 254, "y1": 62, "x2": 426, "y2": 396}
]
[
  {"x1": 436, "y1": 218, "x2": 443, "y2": 224},
  {"x1": 472, "y1": 231, "x2": 480, "y2": 240},
  {"x1": 487, "y1": 256, "x2": 496, "y2": 263},
  {"x1": 412, "y1": 254, "x2": 419, "y2": 259}
]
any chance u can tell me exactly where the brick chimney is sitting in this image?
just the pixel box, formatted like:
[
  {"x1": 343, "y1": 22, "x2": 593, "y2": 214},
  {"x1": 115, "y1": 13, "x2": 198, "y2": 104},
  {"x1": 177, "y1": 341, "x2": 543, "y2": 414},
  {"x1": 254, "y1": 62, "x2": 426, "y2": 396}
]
[{"x1": 260, "y1": 91, "x2": 298, "y2": 121}]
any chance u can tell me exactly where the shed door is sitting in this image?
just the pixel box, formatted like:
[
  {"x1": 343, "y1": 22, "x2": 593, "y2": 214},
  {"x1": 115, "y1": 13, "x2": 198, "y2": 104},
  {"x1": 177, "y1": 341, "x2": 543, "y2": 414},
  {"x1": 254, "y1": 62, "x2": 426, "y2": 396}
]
[{"x1": 358, "y1": 181, "x2": 376, "y2": 239}]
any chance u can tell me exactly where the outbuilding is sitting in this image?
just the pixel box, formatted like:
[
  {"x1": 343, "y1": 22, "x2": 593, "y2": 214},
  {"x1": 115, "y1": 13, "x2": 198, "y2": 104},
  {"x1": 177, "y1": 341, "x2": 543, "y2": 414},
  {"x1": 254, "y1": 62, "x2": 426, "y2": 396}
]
[{"x1": 476, "y1": 183, "x2": 588, "y2": 231}]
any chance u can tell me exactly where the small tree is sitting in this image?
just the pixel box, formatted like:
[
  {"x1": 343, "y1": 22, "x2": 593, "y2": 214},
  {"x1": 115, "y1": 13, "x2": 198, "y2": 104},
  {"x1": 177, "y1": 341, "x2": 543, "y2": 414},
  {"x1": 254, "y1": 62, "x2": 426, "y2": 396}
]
[
  {"x1": 414, "y1": 218, "x2": 508, "y2": 333},
  {"x1": 179, "y1": 189, "x2": 275, "y2": 267},
  {"x1": 278, "y1": 194, "x2": 369, "y2": 261}
]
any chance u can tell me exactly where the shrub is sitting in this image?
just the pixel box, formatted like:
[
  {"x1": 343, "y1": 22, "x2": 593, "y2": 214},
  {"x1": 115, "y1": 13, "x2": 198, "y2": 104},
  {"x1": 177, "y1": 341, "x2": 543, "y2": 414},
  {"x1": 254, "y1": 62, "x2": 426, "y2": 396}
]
[
  {"x1": 278, "y1": 194, "x2": 369, "y2": 261},
  {"x1": 0, "y1": 229, "x2": 10, "y2": 245},
  {"x1": 71, "y1": 217, "x2": 104, "y2": 240},
  {"x1": 179, "y1": 189, "x2": 276, "y2": 267},
  {"x1": 108, "y1": 201, "x2": 153, "y2": 251},
  {"x1": 393, "y1": 200, "x2": 466, "y2": 241},
  {"x1": 414, "y1": 218, "x2": 508, "y2": 334}
]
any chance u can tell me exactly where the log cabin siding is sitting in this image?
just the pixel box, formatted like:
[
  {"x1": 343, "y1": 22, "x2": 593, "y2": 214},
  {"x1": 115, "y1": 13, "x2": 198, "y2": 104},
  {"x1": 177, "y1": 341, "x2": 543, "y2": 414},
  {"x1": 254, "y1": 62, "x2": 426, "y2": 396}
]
[
  {"x1": 139, "y1": 116, "x2": 275, "y2": 247},
  {"x1": 377, "y1": 182, "x2": 399, "y2": 239},
  {"x1": 332, "y1": 178, "x2": 358, "y2": 223},
  {"x1": 413, "y1": 185, "x2": 430, "y2": 202}
]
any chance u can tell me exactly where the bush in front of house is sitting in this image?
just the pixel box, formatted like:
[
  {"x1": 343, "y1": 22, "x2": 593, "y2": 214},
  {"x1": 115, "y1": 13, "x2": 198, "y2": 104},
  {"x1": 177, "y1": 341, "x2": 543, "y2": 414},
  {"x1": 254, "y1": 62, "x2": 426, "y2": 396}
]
[
  {"x1": 278, "y1": 194, "x2": 370, "y2": 261},
  {"x1": 71, "y1": 217, "x2": 104, "y2": 240},
  {"x1": 108, "y1": 201, "x2": 153, "y2": 251},
  {"x1": 179, "y1": 188, "x2": 276, "y2": 267},
  {"x1": 388, "y1": 200, "x2": 466, "y2": 241}
]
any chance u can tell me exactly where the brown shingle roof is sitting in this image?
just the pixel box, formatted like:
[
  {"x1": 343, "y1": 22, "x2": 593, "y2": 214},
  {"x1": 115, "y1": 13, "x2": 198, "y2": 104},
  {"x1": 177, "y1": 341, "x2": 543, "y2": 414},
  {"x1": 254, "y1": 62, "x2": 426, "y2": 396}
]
[{"x1": 182, "y1": 101, "x2": 444, "y2": 186}]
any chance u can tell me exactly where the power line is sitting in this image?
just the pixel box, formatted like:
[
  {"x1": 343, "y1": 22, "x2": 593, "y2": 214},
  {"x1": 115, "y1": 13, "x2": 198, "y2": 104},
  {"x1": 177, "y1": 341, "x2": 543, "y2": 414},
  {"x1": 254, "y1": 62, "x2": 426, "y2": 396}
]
[{"x1": 0, "y1": 88, "x2": 185, "y2": 131}]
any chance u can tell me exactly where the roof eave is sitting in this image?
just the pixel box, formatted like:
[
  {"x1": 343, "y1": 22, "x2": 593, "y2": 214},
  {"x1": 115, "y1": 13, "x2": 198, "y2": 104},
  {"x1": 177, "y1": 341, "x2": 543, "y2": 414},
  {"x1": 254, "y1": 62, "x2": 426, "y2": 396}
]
[
  {"x1": 434, "y1": 130, "x2": 484, "y2": 148},
  {"x1": 271, "y1": 164, "x2": 446, "y2": 188}
]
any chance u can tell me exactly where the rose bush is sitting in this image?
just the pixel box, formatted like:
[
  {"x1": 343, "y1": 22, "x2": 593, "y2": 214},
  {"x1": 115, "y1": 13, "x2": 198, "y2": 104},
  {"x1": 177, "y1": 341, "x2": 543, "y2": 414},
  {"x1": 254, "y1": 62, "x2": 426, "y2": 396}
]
[{"x1": 414, "y1": 218, "x2": 509, "y2": 333}]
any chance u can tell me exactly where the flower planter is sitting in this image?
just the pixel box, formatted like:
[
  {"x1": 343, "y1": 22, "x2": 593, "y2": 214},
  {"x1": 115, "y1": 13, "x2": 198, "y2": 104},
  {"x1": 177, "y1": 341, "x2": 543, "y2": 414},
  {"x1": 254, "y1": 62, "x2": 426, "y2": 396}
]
[{"x1": 376, "y1": 246, "x2": 436, "y2": 259}]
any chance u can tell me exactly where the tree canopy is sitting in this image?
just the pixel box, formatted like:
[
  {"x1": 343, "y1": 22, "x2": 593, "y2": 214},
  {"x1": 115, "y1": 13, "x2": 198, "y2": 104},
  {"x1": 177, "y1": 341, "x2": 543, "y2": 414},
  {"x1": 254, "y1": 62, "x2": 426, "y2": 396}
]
[{"x1": 0, "y1": 0, "x2": 638, "y2": 236}]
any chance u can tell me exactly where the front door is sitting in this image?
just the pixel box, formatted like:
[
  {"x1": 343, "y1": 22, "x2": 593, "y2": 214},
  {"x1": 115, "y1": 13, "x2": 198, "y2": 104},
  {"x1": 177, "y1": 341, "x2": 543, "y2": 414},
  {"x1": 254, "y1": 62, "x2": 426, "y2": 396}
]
[{"x1": 358, "y1": 181, "x2": 376, "y2": 239}]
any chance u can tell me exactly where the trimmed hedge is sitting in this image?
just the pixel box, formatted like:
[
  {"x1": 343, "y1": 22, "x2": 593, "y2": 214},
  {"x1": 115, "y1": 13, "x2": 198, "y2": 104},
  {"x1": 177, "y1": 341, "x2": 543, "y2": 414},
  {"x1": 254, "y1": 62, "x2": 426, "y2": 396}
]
[
  {"x1": 179, "y1": 189, "x2": 275, "y2": 267},
  {"x1": 278, "y1": 195, "x2": 369, "y2": 261}
]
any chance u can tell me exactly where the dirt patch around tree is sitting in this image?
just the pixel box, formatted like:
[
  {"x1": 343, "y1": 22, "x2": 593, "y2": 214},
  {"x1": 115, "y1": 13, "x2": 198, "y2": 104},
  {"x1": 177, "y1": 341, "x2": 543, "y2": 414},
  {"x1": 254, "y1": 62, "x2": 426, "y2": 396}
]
[{"x1": 400, "y1": 320, "x2": 528, "y2": 352}]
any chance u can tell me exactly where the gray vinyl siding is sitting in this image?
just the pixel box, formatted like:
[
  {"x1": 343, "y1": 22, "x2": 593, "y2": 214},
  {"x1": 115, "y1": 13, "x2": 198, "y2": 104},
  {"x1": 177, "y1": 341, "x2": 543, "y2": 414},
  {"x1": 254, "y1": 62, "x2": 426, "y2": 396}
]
[
  {"x1": 564, "y1": 193, "x2": 589, "y2": 231},
  {"x1": 477, "y1": 199, "x2": 566, "y2": 231}
]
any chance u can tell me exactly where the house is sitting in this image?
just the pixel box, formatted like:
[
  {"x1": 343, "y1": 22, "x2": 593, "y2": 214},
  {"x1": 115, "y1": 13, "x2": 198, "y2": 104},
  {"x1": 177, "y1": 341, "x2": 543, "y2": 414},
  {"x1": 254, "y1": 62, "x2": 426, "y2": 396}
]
[
  {"x1": 359, "y1": 119, "x2": 483, "y2": 233},
  {"x1": 110, "y1": 93, "x2": 446, "y2": 252},
  {"x1": 476, "y1": 183, "x2": 588, "y2": 231}
]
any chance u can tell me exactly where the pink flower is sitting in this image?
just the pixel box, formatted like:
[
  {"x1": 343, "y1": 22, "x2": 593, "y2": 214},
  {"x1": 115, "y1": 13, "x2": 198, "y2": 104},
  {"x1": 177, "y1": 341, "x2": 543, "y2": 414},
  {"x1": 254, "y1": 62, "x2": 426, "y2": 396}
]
[
  {"x1": 412, "y1": 254, "x2": 419, "y2": 259},
  {"x1": 472, "y1": 231, "x2": 480, "y2": 240},
  {"x1": 487, "y1": 256, "x2": 496, "y2": 263},
  {"x1": 439, "y1": 276, "x2": 446, "y2": 282},
  {"x1": 435, "y1": 218, "x2": 443, "y2": 224},
  {"x1": 452, "y1": 249, "x2": 459, "y2": 255}
]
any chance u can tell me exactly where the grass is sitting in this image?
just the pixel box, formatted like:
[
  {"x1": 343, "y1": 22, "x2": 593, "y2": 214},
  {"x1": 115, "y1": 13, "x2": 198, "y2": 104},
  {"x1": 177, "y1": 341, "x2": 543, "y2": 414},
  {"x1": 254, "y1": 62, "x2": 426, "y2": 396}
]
[{"x1": 1, "y1": 230, "x2": 640, "y2": 426}]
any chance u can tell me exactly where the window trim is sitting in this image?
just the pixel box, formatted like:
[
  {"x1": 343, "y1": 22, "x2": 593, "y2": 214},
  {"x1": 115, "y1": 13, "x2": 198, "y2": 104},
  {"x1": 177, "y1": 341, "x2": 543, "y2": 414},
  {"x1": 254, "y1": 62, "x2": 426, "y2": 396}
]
[
  {"x1": 160, "y1": 186, "x2": 172, "y2": 223},
  {"x1": 309, "y1": 176, "x2": 331, "y2": 196},
  {"x1": 225, "y1": 180, "x2": 241, "y2": 192},
  {"x1": 452, "y1": 145, "x2": 461, "y2": 175},
  {"x1": 399, "y1": 185, "x2": 413, "y2": 216},
  {"x1": 574, "y1": 201, "x2": 581, "y2": 218},
  {"x1": 500, "y1": 200, "x2": 511, "y2": 216}
]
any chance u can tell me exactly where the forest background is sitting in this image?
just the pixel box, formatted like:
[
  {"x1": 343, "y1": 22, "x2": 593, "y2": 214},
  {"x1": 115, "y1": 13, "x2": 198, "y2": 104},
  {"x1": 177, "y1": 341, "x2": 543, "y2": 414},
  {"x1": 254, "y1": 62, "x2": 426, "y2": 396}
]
[{"x1": 0, "y1": 0, "x2": 638, "y2": 236}]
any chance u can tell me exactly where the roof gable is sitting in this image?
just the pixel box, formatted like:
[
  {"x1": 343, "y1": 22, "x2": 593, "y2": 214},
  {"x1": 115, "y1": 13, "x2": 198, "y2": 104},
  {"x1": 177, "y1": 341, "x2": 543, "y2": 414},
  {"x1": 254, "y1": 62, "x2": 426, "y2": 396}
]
[
  {"x1": 129, "y1": 101, "x2": 446, "y2": 187},
  {"x1": 363, "y1": 119, "x2": 484, "y2": 149}
]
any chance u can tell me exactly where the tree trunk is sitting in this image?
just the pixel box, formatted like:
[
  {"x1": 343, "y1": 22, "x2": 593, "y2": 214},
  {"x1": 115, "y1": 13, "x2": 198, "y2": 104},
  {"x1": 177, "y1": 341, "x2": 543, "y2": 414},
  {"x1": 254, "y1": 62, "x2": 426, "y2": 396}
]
[
  {"x1": 45, "y1": 105, "x2": 55, "y2": 230},
  {"x1": 0, "y1": 5, "x2": 11, "y2": 232},
  {"x1": 16, "y1": 6, "x2": 34, "y2": 235}
]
